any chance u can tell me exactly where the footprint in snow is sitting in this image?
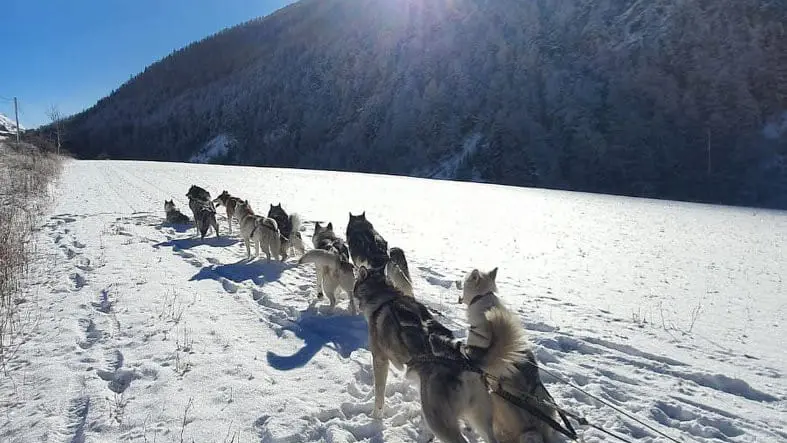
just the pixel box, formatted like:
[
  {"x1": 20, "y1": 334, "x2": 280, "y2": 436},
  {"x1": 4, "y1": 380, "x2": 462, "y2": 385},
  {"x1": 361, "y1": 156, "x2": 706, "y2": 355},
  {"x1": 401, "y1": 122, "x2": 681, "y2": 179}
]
[
  {"x1": 75, "y1": 257, "x2": 93, "y2": 271},
  {"x1": 69, "y1": 272, "x2": 87, "y2": 290},
  {"x1": 57, "y1": 395, "x2": 90, "y2": 443},
  {"x1": 76, "y1": 318, "x2": 103, "y2": 349},
  {"x1": 96, "y1": 350, "x2": 140, "y2": 394}
]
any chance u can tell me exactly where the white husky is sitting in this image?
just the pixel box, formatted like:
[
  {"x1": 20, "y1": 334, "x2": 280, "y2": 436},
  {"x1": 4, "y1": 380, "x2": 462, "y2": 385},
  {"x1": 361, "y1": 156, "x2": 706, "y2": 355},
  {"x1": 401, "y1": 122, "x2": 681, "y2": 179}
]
[
  {"x1": 298, "y1": 249, "x2": 357, "y2": 313},
  {"x1": 235, "y1": 200, "x2": 282, "y2": 261},
  {"x1": 459, "y1": 267, "x2": 562, "y2": 443}
]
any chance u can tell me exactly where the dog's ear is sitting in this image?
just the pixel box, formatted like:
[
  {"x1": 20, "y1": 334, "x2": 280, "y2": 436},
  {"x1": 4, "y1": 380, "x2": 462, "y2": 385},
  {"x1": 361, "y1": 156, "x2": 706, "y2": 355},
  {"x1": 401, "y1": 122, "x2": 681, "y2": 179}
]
[
  {"x1": 361, "y1": 211, "x2": 366, "y2": 219},
  {"x1": 489, "y1": 267, "x2": 498, "y2": 282},
  {"x1": 327, "y1": 222, "x2": 333, "y2": 230},
  {"x1": 470, "y1": 269, "x2": 480, "y2": 281},
  {"x1": 358, "y1": 266, "x2": 369, "y2": 281}
]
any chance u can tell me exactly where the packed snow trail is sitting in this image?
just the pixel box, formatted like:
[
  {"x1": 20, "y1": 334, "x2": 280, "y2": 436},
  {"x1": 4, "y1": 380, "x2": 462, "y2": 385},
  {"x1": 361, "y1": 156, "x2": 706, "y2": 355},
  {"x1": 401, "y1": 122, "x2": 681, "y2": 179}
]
[{"x1": 1, "y1": 160, "x2": 785, "y2": 442}]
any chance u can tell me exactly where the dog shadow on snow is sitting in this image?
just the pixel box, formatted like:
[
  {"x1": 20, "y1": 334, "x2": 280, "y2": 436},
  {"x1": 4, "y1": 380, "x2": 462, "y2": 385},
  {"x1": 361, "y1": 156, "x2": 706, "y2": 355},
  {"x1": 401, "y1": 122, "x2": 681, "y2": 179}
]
[
  {"x1": 152, "y1": 235, "x2": 239, "y2": 250},
  {"x1": 266, "y1": 309, "x2": 369, "y2": 371},
  {"x1": 157, "y1": 221, "x2": 192, "y2": 234},
  {"x1": 190, "y1": 259, "x2": 296, "y2": 286}
]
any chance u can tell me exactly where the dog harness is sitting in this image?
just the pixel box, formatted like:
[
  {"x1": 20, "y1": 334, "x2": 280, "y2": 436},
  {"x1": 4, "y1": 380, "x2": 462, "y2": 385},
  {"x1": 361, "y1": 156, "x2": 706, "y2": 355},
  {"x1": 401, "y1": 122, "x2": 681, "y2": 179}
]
[{"x1": 468, "y1": 291, "x2": 495, "y2": 306}]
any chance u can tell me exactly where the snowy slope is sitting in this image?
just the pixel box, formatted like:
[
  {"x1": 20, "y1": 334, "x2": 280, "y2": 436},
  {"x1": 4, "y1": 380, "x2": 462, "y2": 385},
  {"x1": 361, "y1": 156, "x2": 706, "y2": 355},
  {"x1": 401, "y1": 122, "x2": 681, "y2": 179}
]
[
  {"x1": 0, "y1": 112, "x2": 23, "y2": 139},
  {"x1": 189, "y1": 134, "x2": 236, "y2": 163},
  {"x1": 1, "y1": 160, "x2": 785, "y2": 443}
]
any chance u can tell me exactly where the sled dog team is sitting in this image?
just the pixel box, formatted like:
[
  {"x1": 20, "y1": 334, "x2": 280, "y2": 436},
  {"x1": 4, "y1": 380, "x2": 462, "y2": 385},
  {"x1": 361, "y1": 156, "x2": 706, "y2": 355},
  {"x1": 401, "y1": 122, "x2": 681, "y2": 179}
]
[{"x1": 165, "y1": 185, "x2": 563, "y2": 443}]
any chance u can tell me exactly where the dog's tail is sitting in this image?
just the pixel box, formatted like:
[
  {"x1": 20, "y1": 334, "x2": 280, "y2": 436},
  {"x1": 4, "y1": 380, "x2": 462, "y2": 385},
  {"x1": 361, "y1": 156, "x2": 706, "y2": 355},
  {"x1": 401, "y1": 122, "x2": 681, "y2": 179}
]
[
  {"x1": 477, "y1": 307, "x2": 530, "y2": 378},
  {"x1": 388, "y1": 247, "x2": 411, "y2": 280},
  {"x1": 289, "y1": 213, "x2": 302, "y2": 237},
  {"x1": 385, "y1": 259, "x2": 414, "y2": 297},
  {"x1": 298, "y1": 249, "x2": 341, "y2": 268}
]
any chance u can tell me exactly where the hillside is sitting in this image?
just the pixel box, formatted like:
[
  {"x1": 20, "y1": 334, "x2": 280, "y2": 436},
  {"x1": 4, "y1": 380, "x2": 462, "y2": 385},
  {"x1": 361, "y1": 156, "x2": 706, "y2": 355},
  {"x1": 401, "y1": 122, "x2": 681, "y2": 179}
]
[
  {"x1": 56, "y1": 0, "x2": 787, "y2": 207},
  {"x1": 0, "y1": 113, "x2": 22, "y2": 139},
  {"x1": 1, "y1": 160, "x2": 785, "y2": 442}
]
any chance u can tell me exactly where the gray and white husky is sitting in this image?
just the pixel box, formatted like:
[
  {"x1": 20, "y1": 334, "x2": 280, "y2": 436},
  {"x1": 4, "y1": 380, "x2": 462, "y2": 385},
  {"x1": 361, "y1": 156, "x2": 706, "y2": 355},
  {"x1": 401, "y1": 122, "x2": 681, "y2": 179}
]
[
  {"x1": 235, "y1": 200, "x2": 282, "y2": 260},
  {"x1": 164, "y1": 200, "x2": 190, "y2": 225},
  {"x1": 212, "y1": 190, "x2": 243, "y2": 234},
  {"x1": 298, "y1": 222, "x2": 356, "y2": 312},
  {"x1": 346, "y1": 212, "x2": 414, "y2": 297},
  {"x1": 457, "y1": 267, "x2": 562, "y2": 443},
  {"x1": 185, "y1": 186, "x2": 219, "y2": 240},
  {"x1": 353, "y1": 265, "x2": 524, "y2": 443},
  {"x1": 267, "y1": 203, "x2": 305, "y2": 260}
]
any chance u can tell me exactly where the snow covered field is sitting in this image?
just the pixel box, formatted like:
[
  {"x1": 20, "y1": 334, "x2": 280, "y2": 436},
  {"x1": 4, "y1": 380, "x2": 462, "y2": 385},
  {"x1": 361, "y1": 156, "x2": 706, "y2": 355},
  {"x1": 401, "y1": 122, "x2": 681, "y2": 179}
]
[{"x1": 1, "y1": 159, "x2": 785, "y2": 443}]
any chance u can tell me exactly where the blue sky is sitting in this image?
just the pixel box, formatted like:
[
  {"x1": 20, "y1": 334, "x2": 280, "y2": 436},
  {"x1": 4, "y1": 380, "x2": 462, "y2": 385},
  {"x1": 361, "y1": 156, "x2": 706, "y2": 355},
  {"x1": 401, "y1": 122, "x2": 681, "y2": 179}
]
[{"x1": 0, "y1": 0, "x2": 293, "y2": 128}]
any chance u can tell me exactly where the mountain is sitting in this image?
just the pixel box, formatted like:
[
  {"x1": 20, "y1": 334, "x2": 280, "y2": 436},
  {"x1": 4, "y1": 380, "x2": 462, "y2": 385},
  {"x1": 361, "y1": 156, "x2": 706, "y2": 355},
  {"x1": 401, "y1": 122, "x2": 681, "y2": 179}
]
[
  {"x1": 57, "y1": 0, "x2": 787, "y2": 207},
  {"x1": 0, "y1": 113, "x2": 22, "y2": 139}
]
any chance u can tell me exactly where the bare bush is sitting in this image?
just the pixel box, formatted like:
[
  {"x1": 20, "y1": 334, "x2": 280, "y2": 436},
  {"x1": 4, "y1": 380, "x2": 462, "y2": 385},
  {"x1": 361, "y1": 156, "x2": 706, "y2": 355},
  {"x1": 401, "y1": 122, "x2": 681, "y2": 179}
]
[{"x1": 0, "y1": 141, "x2": 63, "y2": 373}]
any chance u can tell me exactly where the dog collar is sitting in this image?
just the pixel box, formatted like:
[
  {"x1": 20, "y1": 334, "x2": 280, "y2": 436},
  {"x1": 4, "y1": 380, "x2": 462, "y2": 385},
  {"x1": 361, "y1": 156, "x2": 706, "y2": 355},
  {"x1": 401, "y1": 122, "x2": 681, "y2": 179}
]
[{"x1": 469, "y1": 291, "x2": 494, "y2": 306}]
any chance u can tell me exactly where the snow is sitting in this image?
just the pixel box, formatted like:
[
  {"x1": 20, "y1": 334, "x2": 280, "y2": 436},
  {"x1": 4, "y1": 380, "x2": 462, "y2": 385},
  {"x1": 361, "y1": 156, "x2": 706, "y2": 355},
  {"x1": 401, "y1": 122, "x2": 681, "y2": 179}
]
[
  {"x1": 2, "y1": 159, "x2": 786, "y2": 443},
  {"x1": 425, "y1": 132, "x2": 483, "y2": 180},
  {"x1": 0, "y1": 112, "x2": 23, "y2": 139},
  {"x1": 189, "y1": 134, "x2": 235, "y2": 163}
]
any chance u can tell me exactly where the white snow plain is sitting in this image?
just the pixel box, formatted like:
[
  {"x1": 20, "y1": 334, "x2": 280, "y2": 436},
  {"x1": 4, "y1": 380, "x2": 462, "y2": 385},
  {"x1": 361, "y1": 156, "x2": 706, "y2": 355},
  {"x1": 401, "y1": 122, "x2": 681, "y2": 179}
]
[{"x1": 1, "y1": 159, "x2": 785, "y2": 443}]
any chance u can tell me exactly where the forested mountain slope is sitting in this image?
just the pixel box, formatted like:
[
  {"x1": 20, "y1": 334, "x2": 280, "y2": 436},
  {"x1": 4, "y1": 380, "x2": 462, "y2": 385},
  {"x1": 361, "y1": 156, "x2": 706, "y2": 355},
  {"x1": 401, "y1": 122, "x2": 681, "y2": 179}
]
[{"x1": 57, "y1": 0, "x2": 787, "y2": 207}]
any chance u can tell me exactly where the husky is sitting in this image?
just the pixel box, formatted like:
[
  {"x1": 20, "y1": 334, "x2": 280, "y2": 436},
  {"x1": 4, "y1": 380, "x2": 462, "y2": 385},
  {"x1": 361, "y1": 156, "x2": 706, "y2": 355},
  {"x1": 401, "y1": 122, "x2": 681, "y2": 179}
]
[
  {"x1": 186, "y1": 185, "x2": 212, "y2": 204},
  {"x1": 312, "y1": 222, "x2": 350, "y2": 262},
  {"x1": 300, "y1": 222, "x2": 355, "y2": 309},
  {"x1": 185, "y1": 186, "x2": 219, "y2": 240},
  {"x1": 353, "y1": 266, "x2": 524, "y2": 443},
  {"x1": 346, "y1": 212, "x2": 413, "y2": 297},
  {"x1": 457, "y1": 267, "x2": 562, "y2": 443},
  {"x1": 299, "y1": 249, "x2": 357, "y2": 313},
  {"x1": 164, "y1": 200, "x2": 190, "y2": 225},
  {"x1": 235, "y1": 200, "x2": 282, "y2": 260},
  {"x1": 212, "y1": 190, "x2": 243, "y2": 234},
  {"x1": 267, "y1": 203, "x2": 305, "y2": 260}
]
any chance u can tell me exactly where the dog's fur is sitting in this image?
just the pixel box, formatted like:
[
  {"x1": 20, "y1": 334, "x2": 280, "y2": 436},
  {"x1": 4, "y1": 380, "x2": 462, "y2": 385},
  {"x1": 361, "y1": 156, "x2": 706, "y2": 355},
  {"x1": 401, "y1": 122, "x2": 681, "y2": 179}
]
[
  {"x1": 312, "y1": 222, "x2": 350, "y2": 262},
  {"x1": 354, "y1": 265, "x2": 524, "y2": 443},
  {"x1": 235, "y1": 200, "x2": 282, "y2": 260},
  {"x1": 212, "y1": 190, "x2": 243, "y2": 234},
  {"x1": 301, "y1": 222, "x2": 355, "y2": 309},
  {"x1": 298, "y1": 249, "x2": 357, "y2": 313},
  {"x1": 185, "y1": 186, "x2": 218, "y2": 240},
  {"x1": 186, "y1": 185, "x2": 212, "y2": 203},
  {"x1": 458, "y1": 268, "x2": 561, "y2": 443},
  {"x1": 164, "y1": 200, "x2": 190, "y2": 225},
  {"x1": 267, "y1": 203, "x2": 305, "y2": 259},
  {"x1": 346, "y1": 212, "x2": 414, "y2": 297}
]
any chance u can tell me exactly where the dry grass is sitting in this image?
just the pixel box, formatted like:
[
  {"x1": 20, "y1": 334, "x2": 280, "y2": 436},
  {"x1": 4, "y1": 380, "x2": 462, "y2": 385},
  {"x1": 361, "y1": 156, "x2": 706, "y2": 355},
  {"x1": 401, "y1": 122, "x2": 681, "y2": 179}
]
[{"x1": 0, "y1": 141, "x2": 64, "y2": 373}]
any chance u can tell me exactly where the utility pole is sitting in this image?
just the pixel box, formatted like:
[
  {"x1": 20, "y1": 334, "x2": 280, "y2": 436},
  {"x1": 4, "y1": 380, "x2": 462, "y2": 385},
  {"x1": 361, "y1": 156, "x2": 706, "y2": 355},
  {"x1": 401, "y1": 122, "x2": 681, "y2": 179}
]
[{"x1": 13, "y1": 97, "x2": 20, "y2": 142}]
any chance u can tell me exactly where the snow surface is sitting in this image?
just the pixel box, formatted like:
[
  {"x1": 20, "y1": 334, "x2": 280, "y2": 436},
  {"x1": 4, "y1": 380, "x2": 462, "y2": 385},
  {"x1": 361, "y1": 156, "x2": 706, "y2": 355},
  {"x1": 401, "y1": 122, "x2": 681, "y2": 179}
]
[
  {"x1": 189, "y1": 134, "x2": 235, "y2": 163},
  {"x1": 2, "y1": 159, "x2": 786, "y2": 443}
]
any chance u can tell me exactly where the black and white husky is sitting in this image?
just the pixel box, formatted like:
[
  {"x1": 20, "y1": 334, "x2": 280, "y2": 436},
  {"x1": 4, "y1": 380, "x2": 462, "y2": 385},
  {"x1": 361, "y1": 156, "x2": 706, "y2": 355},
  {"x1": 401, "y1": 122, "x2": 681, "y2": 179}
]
[
  {"x1": 185, "y1": 185, "x2": 218, "y2": 240},
  {"x1": 346, "y1": 212, "x2": 413, "y2": 297}
]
